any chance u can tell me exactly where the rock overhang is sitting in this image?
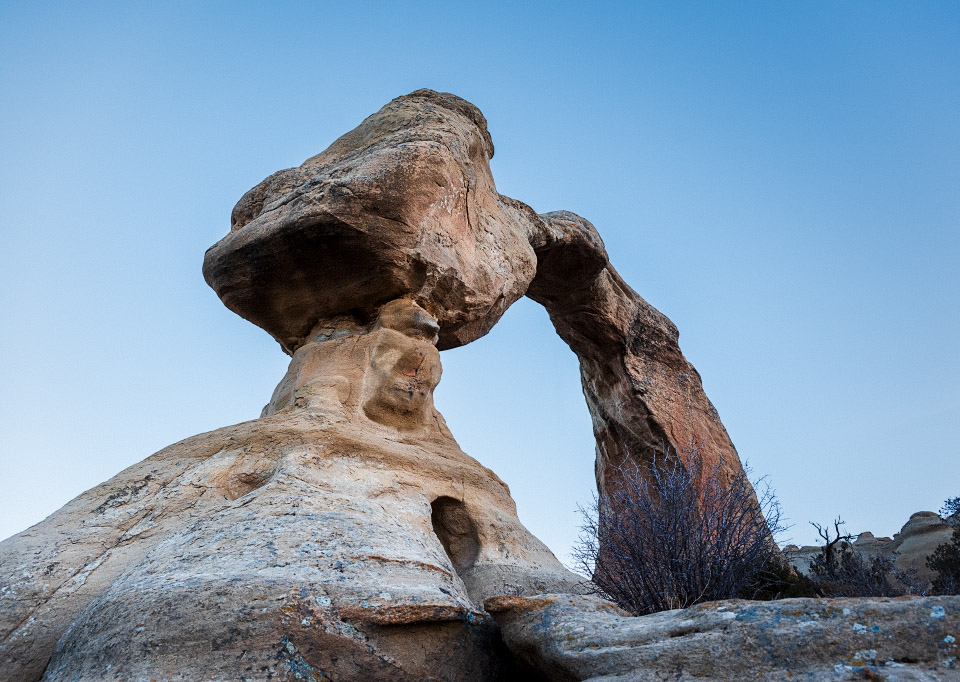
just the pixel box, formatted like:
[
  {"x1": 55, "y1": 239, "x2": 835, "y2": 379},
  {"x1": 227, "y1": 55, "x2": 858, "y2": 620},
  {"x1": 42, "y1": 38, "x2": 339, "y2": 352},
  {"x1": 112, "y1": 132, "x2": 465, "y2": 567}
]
[{"x1": 203, "y1": 89, "x2": 537, "y2": 354}]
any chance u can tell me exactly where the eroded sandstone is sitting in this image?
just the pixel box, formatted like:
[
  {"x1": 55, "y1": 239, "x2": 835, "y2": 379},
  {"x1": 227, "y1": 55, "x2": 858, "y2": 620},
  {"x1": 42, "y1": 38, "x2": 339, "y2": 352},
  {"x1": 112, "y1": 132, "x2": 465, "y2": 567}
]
[
  {"x1": 786, "y1": 511, "x2": 956, "y2": 580},
  {"x1": 488, "y1": 593, "x2": 960, "y2": 681},
  {"x1": 203, "y1": 89, "x2": 543, "y2": 353},
  {"x1": 204, "y1": 87, "x2": 755, "y2": 536},
  {"x1": 2, "y1": 89, "x2": 762, "y2": 680},
  {"x1": 528, "y1": 210, "x2": 747, "y2": 502},
  {"x1": 2, "y1": 301, "x2": 580, "y2": 681}
]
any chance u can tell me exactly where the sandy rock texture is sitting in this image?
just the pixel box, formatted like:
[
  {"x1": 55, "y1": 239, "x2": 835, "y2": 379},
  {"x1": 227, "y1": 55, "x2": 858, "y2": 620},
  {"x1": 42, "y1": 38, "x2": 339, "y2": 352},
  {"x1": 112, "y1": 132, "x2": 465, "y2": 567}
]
[
  {"x1": 528, "y1": 211, "x2": 745, "y2": 499},
  {"x1": 1, "y1": 301, "x2": 580, "y2": 681},
  {"x1": 205, "y1": 87, "x2": 752, "y2": 521},
  {"x1": 203, "y1": 89, "x2": 543, "y2": 354},
  {"x1": 2, "y1": 89, "x2": 759, "y2": 680},
  {"x1": 786, "y1": 511, "x2": 955, "y2": 580},
  {"x1": 488, "y1": 593, "x2": 960, "y2": 681}
]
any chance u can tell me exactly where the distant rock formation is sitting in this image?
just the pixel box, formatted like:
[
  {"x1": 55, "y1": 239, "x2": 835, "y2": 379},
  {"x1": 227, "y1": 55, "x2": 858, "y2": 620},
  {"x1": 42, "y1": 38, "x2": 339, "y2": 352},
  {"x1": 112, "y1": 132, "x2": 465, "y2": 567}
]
[
  {"x1": 1, "y1": 90, "x2": 755, "y2": 680},
  {"x1": 785, "y1": 511, "x2": 954, "y2": 580}
]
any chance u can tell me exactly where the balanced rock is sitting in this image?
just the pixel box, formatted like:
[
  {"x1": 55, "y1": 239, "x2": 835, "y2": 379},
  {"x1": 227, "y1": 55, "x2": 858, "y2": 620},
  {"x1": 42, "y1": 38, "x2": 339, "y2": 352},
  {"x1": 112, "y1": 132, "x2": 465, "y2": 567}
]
[
  {"x1": 203, "y1": 89, "x2": 542, "y2": 353},
  {"x1": 2, "y1": 90, "x2": 757, "y2": 680}
]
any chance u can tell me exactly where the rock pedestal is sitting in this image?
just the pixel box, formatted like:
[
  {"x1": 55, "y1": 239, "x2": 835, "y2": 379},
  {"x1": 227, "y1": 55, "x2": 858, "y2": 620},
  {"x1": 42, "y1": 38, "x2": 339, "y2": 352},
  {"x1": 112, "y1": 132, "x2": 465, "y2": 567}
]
[{"x1": 1, "y1": 300, "x2": 579, "y2": 681}]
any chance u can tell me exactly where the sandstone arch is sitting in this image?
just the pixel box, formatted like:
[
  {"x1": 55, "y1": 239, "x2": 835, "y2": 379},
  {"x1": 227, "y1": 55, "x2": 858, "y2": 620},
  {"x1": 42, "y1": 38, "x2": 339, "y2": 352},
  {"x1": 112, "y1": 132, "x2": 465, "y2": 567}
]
[
  {"x1": 204, "y1": 88, "x2": 752, "y2": 519},
  {"x1": 1, "y1": 89, "x2": 756, "y2": 681}
]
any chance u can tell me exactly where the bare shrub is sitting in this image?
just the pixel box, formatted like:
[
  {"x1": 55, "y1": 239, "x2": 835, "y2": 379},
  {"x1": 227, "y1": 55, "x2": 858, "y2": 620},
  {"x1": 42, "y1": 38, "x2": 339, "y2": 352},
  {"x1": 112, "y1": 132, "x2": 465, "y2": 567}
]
[
  {"x1": 928, "y1": 496, "x2": 960, "y2": 595},
  {"x1": 941, "y1": 496, "x2": 960, "y2": 519},
  {"x1": 808, "y1": 518, "x2": 928, "y2": 597},
  {"x1": 573, "y1": 440, "x2": 789, "y2": 615}
]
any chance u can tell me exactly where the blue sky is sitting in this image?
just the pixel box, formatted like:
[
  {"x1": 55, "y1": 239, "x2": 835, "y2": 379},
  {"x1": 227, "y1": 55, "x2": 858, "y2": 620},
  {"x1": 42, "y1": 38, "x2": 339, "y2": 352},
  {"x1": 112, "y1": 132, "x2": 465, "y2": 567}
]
[{"x1": 1, "y1": 2, "x2": 958, "y2": 558}]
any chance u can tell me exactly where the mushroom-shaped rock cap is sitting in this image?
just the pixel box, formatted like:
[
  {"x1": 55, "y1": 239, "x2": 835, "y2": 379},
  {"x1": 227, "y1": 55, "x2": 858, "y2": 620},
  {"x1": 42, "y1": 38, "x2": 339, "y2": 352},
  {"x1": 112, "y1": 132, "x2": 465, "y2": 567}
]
[
  {"x1": 203, "y1": 89, "x2": 542, "y2": 353},
  {"x1": 899, "y1": 511, "x2": 948, "y2": 538}
]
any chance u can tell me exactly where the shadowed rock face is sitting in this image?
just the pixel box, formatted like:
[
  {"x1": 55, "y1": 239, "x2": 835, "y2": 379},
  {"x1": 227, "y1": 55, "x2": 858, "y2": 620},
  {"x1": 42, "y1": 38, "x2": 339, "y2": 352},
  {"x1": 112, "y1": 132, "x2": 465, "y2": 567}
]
[{"x1": 1, "y1": 89, "x2": 756, "y2": 681}]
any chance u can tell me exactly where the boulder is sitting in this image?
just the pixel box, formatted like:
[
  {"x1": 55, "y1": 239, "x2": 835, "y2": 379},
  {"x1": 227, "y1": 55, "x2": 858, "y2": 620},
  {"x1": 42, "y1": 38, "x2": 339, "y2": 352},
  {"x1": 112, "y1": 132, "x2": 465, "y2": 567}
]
[
  {"x1": 488, "y1": 593, "x2": 960, "y2": 681},
  {"x1": 895, "y1": 511, "x2": 954, "y2": 578}
]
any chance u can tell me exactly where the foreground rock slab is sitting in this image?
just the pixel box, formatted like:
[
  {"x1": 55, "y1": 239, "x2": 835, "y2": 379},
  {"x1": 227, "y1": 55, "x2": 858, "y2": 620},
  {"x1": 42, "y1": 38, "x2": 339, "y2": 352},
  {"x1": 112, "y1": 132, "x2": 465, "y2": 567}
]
[{"x1": 487, "y1": 593, "x2": 960, "y2": 681}]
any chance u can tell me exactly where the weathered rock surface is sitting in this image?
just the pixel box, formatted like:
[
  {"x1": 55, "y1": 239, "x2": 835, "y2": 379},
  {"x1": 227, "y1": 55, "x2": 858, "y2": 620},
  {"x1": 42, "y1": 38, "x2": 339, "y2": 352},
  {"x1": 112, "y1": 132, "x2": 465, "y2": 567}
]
[
  {"x1": 528, "y1": 211, "x2": 746, "y2": 499},
  {"x1": 2, "y1": 89, "x2": 760, "y2": 680},
  {"x1": 488, "y1": 593, "x2": 960, "y2": 681},
  {"x1": 203, "y1": 89, "x2": 543, "y2": 353},
  {"x1": 204, "y1": 89, "x2": 751, "y2": 508},
  {"x1": 1, "y1": 301, "x2": 581, "y2": 681},
  {"x1": 786, "y1": 511, "x2": 955, "y2": 580}
]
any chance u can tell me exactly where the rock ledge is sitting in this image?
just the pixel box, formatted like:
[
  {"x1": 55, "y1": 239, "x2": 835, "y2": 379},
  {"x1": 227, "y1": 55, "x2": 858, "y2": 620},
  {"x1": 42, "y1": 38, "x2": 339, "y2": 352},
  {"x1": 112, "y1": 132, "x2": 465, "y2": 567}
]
[{"x1": 487, "y1": 593, "x2": 960, "y2": 681}]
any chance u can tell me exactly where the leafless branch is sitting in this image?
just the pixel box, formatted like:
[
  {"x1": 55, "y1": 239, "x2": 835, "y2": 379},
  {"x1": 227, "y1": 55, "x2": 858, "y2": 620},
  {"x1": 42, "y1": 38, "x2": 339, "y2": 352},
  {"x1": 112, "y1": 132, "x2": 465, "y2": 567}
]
[{"x1": 573, "y1": 439, "x2": 789, "y2": 615}]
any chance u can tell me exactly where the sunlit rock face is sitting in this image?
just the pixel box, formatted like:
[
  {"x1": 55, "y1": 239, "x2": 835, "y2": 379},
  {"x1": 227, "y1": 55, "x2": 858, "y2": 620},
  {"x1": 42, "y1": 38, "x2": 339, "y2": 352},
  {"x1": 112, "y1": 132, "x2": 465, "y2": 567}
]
[{"x1": 1, "y1": 89, "x2": 755, "y2": 681}]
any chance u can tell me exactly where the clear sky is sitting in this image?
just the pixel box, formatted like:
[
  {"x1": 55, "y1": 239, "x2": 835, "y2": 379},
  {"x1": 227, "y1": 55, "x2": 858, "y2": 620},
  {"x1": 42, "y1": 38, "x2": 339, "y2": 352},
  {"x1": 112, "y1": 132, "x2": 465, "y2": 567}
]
[{"x1": 1, "y1": 2, "x2": 958, "y2": 560}]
